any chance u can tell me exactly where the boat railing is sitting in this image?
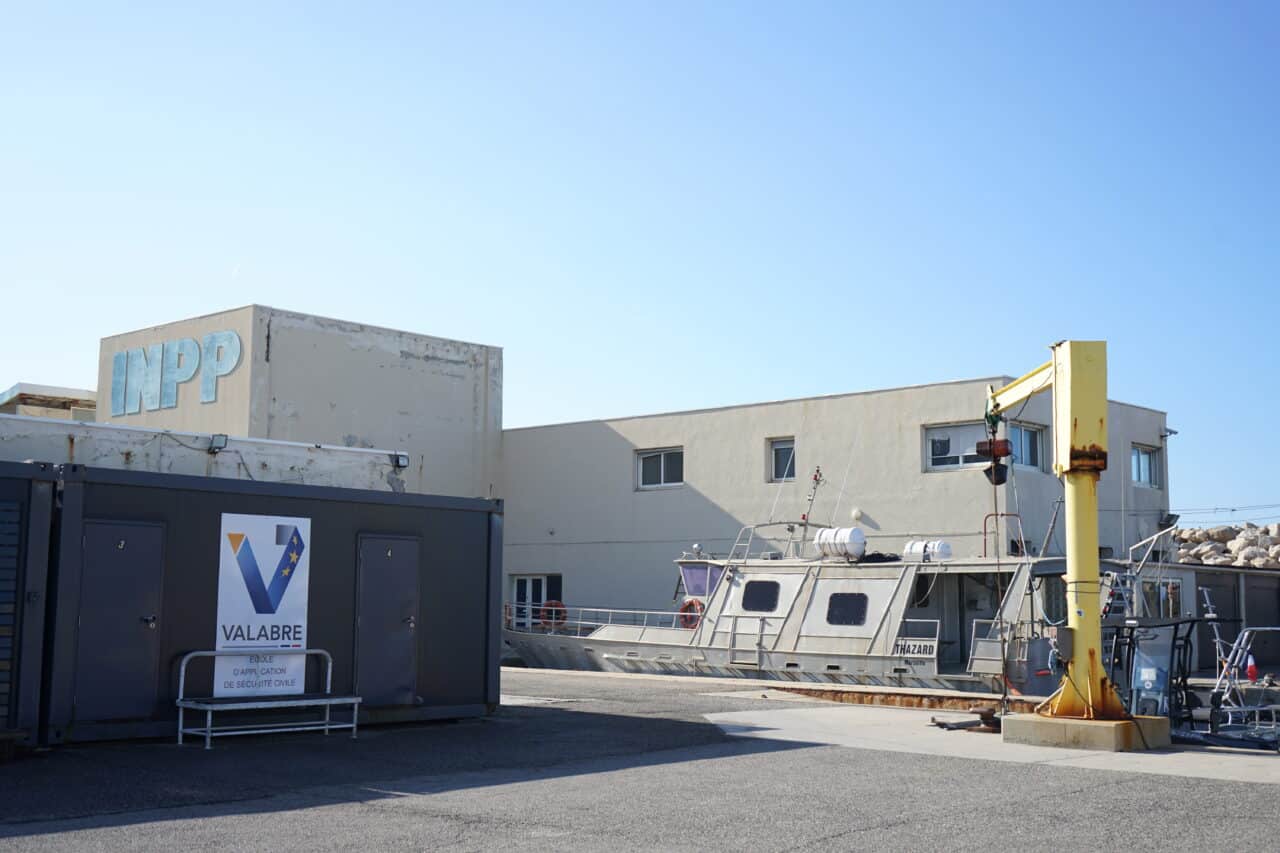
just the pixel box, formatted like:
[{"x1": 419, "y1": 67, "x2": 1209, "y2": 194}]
[
  {"x1": 504, "y1": 602, "x2": 689, "y2": 637},
  {"x1": 967, "y1": 619, "x2": 1038, "y2": 673},
  {"x1": 898, "y1": 618, "x2": 941, "y2": 642}
]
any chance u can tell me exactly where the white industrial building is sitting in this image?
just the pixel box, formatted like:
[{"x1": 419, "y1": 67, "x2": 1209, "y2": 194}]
[{"x1": 501, "y1": 378, "x2": 1171, "y2": 612}]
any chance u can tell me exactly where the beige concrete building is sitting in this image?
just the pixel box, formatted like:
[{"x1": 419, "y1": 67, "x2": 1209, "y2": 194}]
[
  {"x1": 0, "y1": 384, "x2": 96, "y2": 421},
  {"x1": 94, "y1": 306, "x2": 501, "y2": 498},
  {"x1": 502, "y1": 378, "x2": 1171, "y2": 611}
]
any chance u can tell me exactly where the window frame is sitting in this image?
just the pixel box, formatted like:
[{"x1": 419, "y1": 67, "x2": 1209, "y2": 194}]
[
  {"x1": 637, "y1": 447, "x2": 684, "y2": 490},
  {"x1": 768, "y1": 437, "x2": 796, "y2": 483},
  {"x1": 825, "y1": 592, "x2": 869, "y2": 626},
  {"x1": 1009, "y1": 422, "x2": 1046, "y2": 472},
  {"x1": 741, "y1": 580, "x2": 781, "y2": 613},
  {"x1": 1131, "y1": 444, "x2": 1161, "y2": 489},
  {"x1": 923, "y1": 422, "x2": 989, "y2": 472}
]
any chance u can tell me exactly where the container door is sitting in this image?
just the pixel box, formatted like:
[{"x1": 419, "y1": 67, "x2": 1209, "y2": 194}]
[
  {"x1": 74, "y1": 521, "x2": 164, "y2": 720},
  {"x1": 356, "y1": 536, "x2": 420, "y2": 706}
]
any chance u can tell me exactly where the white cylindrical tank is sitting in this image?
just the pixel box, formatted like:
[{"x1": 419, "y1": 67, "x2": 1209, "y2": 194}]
[
  {"x1": 813, "y1": 527, "x2": 866, "y2": 559},
  {"x1": 902, "y1": 539, "x2": 952, "y2": 563}
]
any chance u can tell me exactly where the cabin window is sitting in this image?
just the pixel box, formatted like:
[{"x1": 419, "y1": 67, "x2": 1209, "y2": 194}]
[
  {"x1": 680, "y1": 564, "x2": 725, "y2": 597},
  {"x1": 741, "y1": 581, "x2": 780, "y2": 612},
  {"x1": 1131, "y1": 445, "x2": 1160, "y2": 488},
  {"x1": 826, "y1": 592, "x2": 869, "y2": 626},
  {"x1": 769, "y1": 438, "x2": 796, "y2": 482},
  {"x1": 638, "y1": 448, "x2": 684, "y2": 488},
  {"x1": 1010, "y1": 424, "x2": 1044, "y2": 470},
  {"x1": 925, "y1": 423, "x2": 987, "y2": 470},
  {"x1": 1040, "y1": 576, "x2": 1067, "y2": 624}
]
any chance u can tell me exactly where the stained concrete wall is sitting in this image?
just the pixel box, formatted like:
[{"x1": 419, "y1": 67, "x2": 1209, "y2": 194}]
[
  {"x1": 502, "y1": 378, "x2": 1169, "y2": 610},
  {"x1": 246, "y1": 308, "x2": 502, "y2": 500},
  {"x1": 0, "y1": 414, "x2": 413, "y2": 491},
  {"x1": 94, "y1": 306, "x2": 502, "y2": 499}
]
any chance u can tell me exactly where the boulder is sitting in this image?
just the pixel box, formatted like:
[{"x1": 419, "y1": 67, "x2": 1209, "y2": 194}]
[
  {"x1": 1269, "y1": 523, "x2": 1280, "y2": 539},
  {"x1": 1270, "y1": 544, "x2": 1280, "y2": 560},
  {"x1": 1206, "y1": 555, "x2": 1236, "y2": 566},
  {"x1": 1258, "y1": 535, "x2": 1276, "y2": 549},
  {"x1": 1208, "y1": 526, "x2": 1238, "y2": 543},
  {"x1": 1194, "y1": 541, "x2": 1226, "y2": 557},
  {"x1": 1237, "y1": 545, "x2": 1268, "y2": 562}
]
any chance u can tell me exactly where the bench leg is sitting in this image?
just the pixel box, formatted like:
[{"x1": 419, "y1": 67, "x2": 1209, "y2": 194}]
[
  {"x1": 352, "y1": 705, "x2": 359, "y2": 740},
  {"x1": 324, "y1": 704, "x2": 331, "y2": 735},
  {"x1": 205, "y1": 709, "x2": 213, "y2": 750},
  {"x1": 178, "y1": 706, "x2": 184, "y2": 746}
]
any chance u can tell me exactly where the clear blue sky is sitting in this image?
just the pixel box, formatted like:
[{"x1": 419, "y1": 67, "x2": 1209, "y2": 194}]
[{"x1": 2, "y1": 3, "x2": 1277, "y2": 523}]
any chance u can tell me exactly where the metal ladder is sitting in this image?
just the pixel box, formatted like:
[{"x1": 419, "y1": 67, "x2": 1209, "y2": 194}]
[{"x1": 1101, "y1": 570, "x2": 1135, "y2": 619}]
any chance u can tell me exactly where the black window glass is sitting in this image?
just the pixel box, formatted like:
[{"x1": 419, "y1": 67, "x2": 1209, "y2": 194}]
[
  {"x1": 663, "y1": 450, "x2": 683, "y2": 484},
  {"x1": 742, "y1": 581, "x2": 780, "y2": 612},
  {"x1": 826, "y1": 592, "x2": 868, "y2": 626},
  {"x1": 640, "y1": 453, "x2": 662, "y2": 486}
]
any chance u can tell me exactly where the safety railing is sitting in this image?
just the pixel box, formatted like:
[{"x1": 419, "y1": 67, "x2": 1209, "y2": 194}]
[
  {"x1": 966, "y1": 619, "x2": 1039, "y2": 673},
  {"x1": 503, "y1": 602, "x2": 695, "y2": 637},
  {"x1": 891, "y1": 618, "x2": 941, "y2": 658}
]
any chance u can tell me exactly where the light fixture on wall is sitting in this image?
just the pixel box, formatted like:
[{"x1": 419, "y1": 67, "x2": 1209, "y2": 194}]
[
  {"x1": 392, "y1": 452, "x2": 410, "y2": 469},
  {"x1": 208, "y1": 434, "x2": 229, "y2": 454}
]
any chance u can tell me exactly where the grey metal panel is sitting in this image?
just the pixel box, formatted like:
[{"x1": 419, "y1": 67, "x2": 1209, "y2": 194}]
[
  {"x1": 14, "y1": 478, "x2": 54, "y2": 738},
  {"x1": 486, "y1": 513, "x2": 503, "y2": 706},
  {"x1": 1244, "y1": 574, "x2": 1280, "y2": 666},
  {"x1": 1195, "y1": 571, "x2": 1239, "y2": 671},
  {"x1": 356, "y1": 536, "x2": 420, "y2": 706},
  {"x1": 73, "y1": 521, "x2": 164, "y2": 721}
]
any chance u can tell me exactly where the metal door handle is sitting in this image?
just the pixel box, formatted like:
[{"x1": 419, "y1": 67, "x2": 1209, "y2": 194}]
[{"x1": 141, "y1": 615, "x2": 157, "y2": 629}]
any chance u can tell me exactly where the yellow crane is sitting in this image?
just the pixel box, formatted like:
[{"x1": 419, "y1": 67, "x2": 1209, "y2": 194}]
[{"x1": 986, "y1": 341, "x2": 1126, "y2": 719}]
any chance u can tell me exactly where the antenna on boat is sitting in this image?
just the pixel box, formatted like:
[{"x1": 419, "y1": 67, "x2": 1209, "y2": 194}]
[{"x1": 800, "y1": 466, "x2": 824, "y2": 547}]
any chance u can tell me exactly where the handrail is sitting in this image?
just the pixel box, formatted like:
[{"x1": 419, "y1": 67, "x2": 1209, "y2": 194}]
[{"x1": 177, "y1": 648, "x2": 334, "y2": 702}]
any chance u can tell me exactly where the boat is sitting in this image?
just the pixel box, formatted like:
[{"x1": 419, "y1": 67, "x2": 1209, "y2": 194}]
[{"x1": 503, "y1": 511, "x2": 1065, "y2": 697}]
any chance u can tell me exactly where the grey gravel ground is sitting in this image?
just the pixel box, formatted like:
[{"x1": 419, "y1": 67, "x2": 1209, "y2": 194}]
[{"x1": 1, "y1": 668, "x2": 1277, "y2": 851}]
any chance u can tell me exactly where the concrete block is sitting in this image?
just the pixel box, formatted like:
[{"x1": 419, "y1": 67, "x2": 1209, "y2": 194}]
[{"x1": 1002, "y1": 714, "x2": 1170, "y2": 751}]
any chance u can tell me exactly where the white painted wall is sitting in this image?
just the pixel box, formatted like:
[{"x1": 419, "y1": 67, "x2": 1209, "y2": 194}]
[{"x1": 502, "y1": 378, "x2": 1170, "y2": 610}]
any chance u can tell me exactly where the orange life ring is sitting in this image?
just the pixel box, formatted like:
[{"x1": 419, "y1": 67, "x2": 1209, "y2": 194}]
[
  {"x1": 678, "y1": 598, "x2": 705, "y2": 629},
  {"x1": 538, "y1": 600, "x2": 567, "y2": 627}
]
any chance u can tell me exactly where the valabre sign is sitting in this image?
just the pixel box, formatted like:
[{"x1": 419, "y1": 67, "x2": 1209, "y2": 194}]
[{"x1": 215, "y1": 513, "x2": 311, "y2": 697}]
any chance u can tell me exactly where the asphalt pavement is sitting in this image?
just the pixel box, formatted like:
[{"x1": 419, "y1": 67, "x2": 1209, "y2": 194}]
[{"x1": 1, "y1": 667, "x2": 1277, "y2": 851}]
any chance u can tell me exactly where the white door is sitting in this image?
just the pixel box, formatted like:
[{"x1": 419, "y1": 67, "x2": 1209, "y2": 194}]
[{"x1": 512, "y1": 575, "x2": 547, "y2": 630}]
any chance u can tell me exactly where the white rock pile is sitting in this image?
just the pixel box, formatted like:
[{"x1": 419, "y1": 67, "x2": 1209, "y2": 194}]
[{"x1": 1174, "y1": 522, "x2": 1280, "y2": 569}]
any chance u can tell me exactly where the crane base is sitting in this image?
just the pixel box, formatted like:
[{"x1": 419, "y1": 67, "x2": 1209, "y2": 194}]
[{"x1": 1002, "y1": 714, "x2": 1170, "y2": 752}]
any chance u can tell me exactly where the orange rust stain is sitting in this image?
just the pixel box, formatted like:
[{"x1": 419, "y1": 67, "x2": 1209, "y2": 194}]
[{"x1": 772, "y1": 687, "x2": 1039, "y2": 714}]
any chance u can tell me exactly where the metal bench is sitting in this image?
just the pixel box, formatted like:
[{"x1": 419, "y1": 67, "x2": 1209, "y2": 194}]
[{"x1": 176, "y1": 649, "x2": 361, "y2": 749}]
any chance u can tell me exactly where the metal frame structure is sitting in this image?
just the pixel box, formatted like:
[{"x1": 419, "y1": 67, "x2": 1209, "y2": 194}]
[
  {"x1": 176, "y1": 649, "x2": 361, "y2": 750},
  {"x1": 987, "y1": 341, "x2": 1127, "y2": 719}
]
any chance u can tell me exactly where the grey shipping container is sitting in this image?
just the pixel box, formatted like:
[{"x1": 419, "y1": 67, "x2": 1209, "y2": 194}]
[{"x1": 41, "y1": 464, "x2": 501, "y2": 744}]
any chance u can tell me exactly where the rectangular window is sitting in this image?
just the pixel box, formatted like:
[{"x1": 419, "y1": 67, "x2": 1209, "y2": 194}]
[
  {"x1": 1010, "y1": 424, "x2": 1044, "y2": 470},
  {"x1": 1131, "y1": 445, "x2": 1160, "y2": 488},
  {"x1": 826, "y1": 592, "x2": 868, "y2": 625},
  {"x1": 741, "y1": 580, "x2": 780, "y2": 612},
  {"x1": 638, "y1": 448, "x2": 684, "y2": 488},
  {"x1": 925, "y1": 423, "x2": 987, "y2": 471},
  {"x1": 769, "y1": 438, "x2": 796, "y2": 482},
  {"x1": 1140, "y1": 578, "x2": 1181, "y2": 619}
]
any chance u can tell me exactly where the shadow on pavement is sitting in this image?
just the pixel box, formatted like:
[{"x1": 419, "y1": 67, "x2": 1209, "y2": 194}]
[{"x1": 0, "y1": 702, "x2": 818, "y2": 837}]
